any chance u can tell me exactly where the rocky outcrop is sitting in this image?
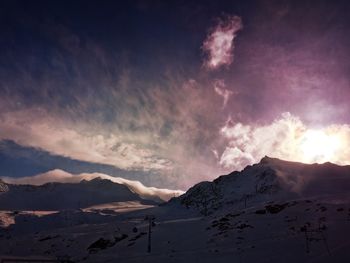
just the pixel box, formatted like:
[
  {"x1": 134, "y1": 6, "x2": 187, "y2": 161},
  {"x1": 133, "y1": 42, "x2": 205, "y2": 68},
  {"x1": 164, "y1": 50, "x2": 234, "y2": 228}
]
[{"x1": 0, "y1": 179, "x2": 9, "y2": 193}]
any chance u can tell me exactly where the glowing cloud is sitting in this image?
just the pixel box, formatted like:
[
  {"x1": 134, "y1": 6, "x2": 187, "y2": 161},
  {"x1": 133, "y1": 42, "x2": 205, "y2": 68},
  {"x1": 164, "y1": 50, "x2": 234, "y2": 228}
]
[
  {"x1": 219, "y1": 113, "x2": 350, "y2": 170},
  {"x1": 202, "y1": 15, "x2": 243, "y2": 69}
]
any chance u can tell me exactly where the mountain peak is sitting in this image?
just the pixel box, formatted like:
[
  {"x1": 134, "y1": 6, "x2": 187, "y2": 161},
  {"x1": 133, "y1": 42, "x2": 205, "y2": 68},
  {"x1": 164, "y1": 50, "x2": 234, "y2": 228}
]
[
  {"x1": 258, "y1": 156, "x2": 287, "y2": 165},
  {"x1": 83, "y1": 177, "x2": 117, "y2": 186},
  {"x1": 259, "y1": 155, "x2": 274, "y2": 164},
  {"x1": 257, "y1": 156, "x2": 311, "y2": 168},
  {"x1": 80, "y1": 177, "x2": 105, "y2": 183}
]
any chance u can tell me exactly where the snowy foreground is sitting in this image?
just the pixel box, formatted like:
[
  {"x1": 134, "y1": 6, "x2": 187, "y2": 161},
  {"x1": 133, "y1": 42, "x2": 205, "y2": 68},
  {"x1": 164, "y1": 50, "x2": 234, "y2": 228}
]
[{"x1": 1, "y1": 157, "x2": 350, "y2": 262}]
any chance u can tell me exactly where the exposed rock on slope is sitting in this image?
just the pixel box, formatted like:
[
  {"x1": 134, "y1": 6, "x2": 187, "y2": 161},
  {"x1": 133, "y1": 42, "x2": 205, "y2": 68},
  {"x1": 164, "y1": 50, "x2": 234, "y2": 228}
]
[{"x1": 0, "y1": 179, "x2": 9, "y2": 193}]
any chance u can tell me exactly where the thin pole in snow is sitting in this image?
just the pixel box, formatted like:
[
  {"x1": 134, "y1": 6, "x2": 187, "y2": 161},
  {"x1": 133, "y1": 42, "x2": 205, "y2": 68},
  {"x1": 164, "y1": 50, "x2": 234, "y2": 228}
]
[{"x1": 145, "y1": 215, "x2": 155, "y2": 253}]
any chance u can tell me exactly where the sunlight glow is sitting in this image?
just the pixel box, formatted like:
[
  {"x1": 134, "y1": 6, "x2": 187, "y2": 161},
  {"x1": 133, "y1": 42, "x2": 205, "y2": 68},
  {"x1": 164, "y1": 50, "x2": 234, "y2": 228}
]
[{"x1": 300, "y1": 129, "x2": 341, "y2": 163}]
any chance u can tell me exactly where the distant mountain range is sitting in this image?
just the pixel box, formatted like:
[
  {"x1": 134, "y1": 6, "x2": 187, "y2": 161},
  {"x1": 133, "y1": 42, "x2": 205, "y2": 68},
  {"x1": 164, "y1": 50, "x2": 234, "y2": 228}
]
[
  {"x1": 0, "y1": 177, "x2": 156, "y2": 210},
  {"x1": 0, "y1": 169, "x2": 184, "y2": 203}
]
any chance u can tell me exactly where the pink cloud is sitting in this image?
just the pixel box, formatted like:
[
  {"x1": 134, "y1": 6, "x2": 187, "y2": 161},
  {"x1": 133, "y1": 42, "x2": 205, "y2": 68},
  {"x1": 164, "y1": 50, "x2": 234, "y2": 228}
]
[
  {"x1": 213, "y1": 79, "x2": 234, "y2": 107},
  {"x1": 202, "y1": 15, "x2": 243, "y2": 69}
]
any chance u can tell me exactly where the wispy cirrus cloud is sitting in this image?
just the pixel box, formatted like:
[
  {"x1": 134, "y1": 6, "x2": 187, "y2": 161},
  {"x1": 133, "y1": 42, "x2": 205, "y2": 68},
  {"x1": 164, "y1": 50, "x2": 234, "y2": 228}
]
[
  {"x1": 213, "y1": 79, "x2": 234, "y2": 108},
  {"x1": 0, "y1": 107, "x2": 172, "y2": 172},
  {"x1": 202, "y1": 15, "x2": 243, "y2": 69}
]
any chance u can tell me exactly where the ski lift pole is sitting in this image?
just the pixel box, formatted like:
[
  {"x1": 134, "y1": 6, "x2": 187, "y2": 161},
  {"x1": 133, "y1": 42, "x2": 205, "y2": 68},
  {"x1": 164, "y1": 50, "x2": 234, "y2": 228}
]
[{"x1": 145, "y1": 215, "x2": 155, "y2": 253}]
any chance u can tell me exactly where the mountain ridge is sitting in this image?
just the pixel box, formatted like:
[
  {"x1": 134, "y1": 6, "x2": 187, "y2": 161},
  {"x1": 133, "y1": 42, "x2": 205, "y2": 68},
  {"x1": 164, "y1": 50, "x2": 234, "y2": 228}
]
[
  {"x1": 0, "y1": 178, "x2": 156, "y2": 210},
  {"x1": 173, "y1": 156, "x2": 350, "y2": 215}
]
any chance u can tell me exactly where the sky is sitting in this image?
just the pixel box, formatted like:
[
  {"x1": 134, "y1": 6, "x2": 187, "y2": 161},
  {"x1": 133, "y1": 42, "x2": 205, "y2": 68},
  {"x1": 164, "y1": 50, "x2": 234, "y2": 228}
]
[{"x1": 0, "y1": 0, "x2": 350, "y2": 190}]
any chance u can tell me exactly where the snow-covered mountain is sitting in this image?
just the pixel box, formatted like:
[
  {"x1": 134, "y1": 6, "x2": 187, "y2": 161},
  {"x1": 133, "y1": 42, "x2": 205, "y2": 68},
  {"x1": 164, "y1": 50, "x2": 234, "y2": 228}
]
[
  {"x1": 1, "y1": 169, "x2": 184, "y2": 202},
  {"x1": 0, "y1": 178, "x2": 156, "y2": 210},
  {"x1": 175, "y1": 156, "x2": 350, "y2": 215}
]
